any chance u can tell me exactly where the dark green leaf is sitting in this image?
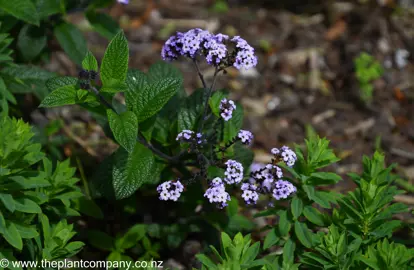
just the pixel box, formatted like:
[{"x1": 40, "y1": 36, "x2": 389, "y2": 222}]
[
  {"x1": 303, "y1": 206, "x2": 325, "y2": 226},
  {"x1": 100, "y1": 31, "x2": 129, "y2": 85},
  {"x1": 107, "y1": 110, "x2": 138, "y2": 153},
  {"x1": 278, "y1": 210, "x2": 291, "y2": 237},
  {"x1": 14, "y1": 223, "x2": 38, "y2": 238},
  {"x1": 39, "y1": 85, "x2": 77, "y2": 107},
  {"x1": 14, "y1": 198, "x2": 41, "y2": 213},
  {"x1": 308, "y1": 172, "x2": 342, "y2": 186},
  {"x1": 17, "y1": 24, "x2": 46, "y2": 60},
  {"x1": 0, "y1": 0, "x2": 39, "y2": 26},
  {"x1": 86, "y1": 11, "x2": 120, "y2": 40},
  {"x1": 0, "y1": 193, "x2": 15, "y2": 212},
  {"x1": 118, "y1": 224, "x2": 146, "y2": 250},
  {"x1": 209, "y1": 91, "x2": 227, "y2": 117},
  {"x1": 294, "y1": 221, "x2": 313, "y2": 248},
  {"x1": 72, "y1": 197, "x2": 103, "y2": 219},
  {"x1": 4, "y1": 222, "x2": 22, "y2": 250},
  {"x1": 54, "y1": 23, "x2": 88, "y2": 65},
  {"x1": 112, "y1": 143, "x2": 155, "y2": 199},
  {"x1": 223, "y1": 104, "x2": 243, "y2": 143},
  {"x1": 263, "y1": 228, "x2": 279, "y2": 250},
  {"x1": 87, "y1": 230, "x2": 114, "y2": 251},
  {"x1": 135, "y1": 78, "x2": 180, "y2": 122},
  {"x1": 291, "y1": 197, "x2": 303, "y2": 219},
  {"x1": 177, "y1": 88, "x2": 203, "y2": 131}
]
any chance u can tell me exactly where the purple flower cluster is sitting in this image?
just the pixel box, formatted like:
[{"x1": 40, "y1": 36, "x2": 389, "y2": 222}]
[
  {"x1": 157, "y1": 180, "x2": 184, "y2": 201},
  {"x1": 231, "y1": 36, "x2": 258, "y2": 70},
  {"x1": 161, "y1": 28, "x2": 257, "y2": 70},
  {"x1": 224, "y1": 159, "x2": 244, "y2": 184},
  {"x1": 176, "y1": 130, "x2": 205, "y2": 145},
  {"x1": 241, "y1": 183, "x2": 259, "y2": 205},
  {"x1": 117, "y1": 0, "x2": 129, "y2": 4},
  {"x1": 272, "y1": 180, "x2": 297, "y2": 200},
  {"x1": 238, "y1": 130, "x2": 254, "y2": 145},
  {"x1": 271, "y1": 146, "x2": 297, "y2": 167},
  {"x1": 204, "y1": 177, "x2": 231, "y2": 208},
  {"x1": 219, "y1": 98, "x2": 236, "y2": 121}
]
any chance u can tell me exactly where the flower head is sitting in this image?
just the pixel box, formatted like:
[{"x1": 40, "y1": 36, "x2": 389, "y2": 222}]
[
  {"x1": 157, "y1": 180, "x2": 184, "y2": 201},
  {"x1": 238, "y1": 130, "x2": 254, "y2": 145},
  {"x1": 117, "y1": 0, "x2": 129, "y2": 4},
  {"x1": 271, "y1": 146, "x2": 297, "y2": 167},
  {"x1": 219, "y1": 98, "x2": 236, "y2": 121},
  {"x1": 231, "y1": 36, "x2": 258, "y2": 70},
  {"x1": 241, "y1": 183, "x2": 259, "y2": 205},
  {"x1": 272, "y1": 180, "x2": 296, "y2": 200},
  {"x1": 204, "y1": 180, "x2": 231, "y2": 208},
  {"x1": 176, "y1": 130, "x2": 205, "y2": 145},
  {"x1": 224, "y1": 159, "x2": 244, "y2": 184}
]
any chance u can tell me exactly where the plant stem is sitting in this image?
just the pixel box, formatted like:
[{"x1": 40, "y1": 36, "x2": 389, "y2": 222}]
[
  {"x1": 91, "y1": 87, "x2": 180, "y2": 163},
  {"x1": 76, "y1": 156, "x2": 91, "y2": 200},
  {"x1": 198, "y1": 67, "x2": 220, "y2": 133},
  {"x1": 193, "y1": 58, "x2": 207, "y2": 89}
]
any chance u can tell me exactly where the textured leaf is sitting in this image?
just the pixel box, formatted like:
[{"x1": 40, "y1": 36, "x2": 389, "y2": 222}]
[
  {"x1": 135, "y1": 78, "x2": 180, "y2": 122},
  {"x1": 54, "y1": 23, "x2": 88, "y2": 65},
  {"x1": 147, "y1": 61, "x2": 183, "y2": 83},
  {"x1": 86, "y1": 11, "x2": 120, "y2": 40},
  {"x1": 125, "y1": 69, "x2": 148, "y2": 112},
  {"x1": 177, "y1": 88, "x2": 203, "y2": 131},
  {"x1": 35, "y1": 0, "x2": 62, "y2": 19},
  {"x1": 39, "y1": 85, "x2": 77, "y2": 107},
  {"x1": 209, "y1": 91, "x2": 227, "y2": 117},
  {"x1": 100, "y1": 31, "x2": 129, "y2": 86},
  {"x1": 17, "y1": 24, "x2": 46, "y2": 61},
  {"x1": 112, "y1": 144, "x2": 154, "y2": 199},
  {"x1": 46, "y1": 76, "x2": 78, "y2": 92},
  {"x1": 0, "y1": 0, "x2": 39, "y2": 26},
  {"x1": 107, "y1": 110, "x2": 138, "y2": 153},
  {"x1": 82, "y1": 51, "x2": 98, "y2": 72}
]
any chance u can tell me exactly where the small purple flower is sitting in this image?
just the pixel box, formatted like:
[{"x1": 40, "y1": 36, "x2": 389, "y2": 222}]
[
  {"x1": 204, "y1": 180, "x2": 231, "y2": 208},
  {"x1": 231, "y1": 36, "x2": 258, "y2": 70},
  {"x1": 238, "y1": 130, "x2": 254, "y2": 145},
  {"x1": 161, "y1": 32, "x2": 184, "y2": 61},
  {"x1": 241, "y1": 183, "x2": 259, "y2": 205},
  {"x1": 272, "y1": 180, "x2": 296, "y2": 200},
  {"x1": 272, "y1": 146, "x2": 297, "y2": 167},
  {"x1": 176, "y1": 130, "x2": 205, "y2": 145},
  {"x1": 219, "y1": 98, "x2": 236, "y2": 121},
  {"x1": 117, "y1": 0, "x2": 129, "y2": 4},
  {"x1": 224, "y1": 159, "x2": 244, "y2": 184},
  {"x1": 157, "y1": 180, "x2": 184, "y2": 201}
]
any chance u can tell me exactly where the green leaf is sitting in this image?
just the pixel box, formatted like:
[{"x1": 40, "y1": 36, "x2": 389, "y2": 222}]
[
  {"x1": 35, "y1": 0, "x2": 62, "y2": 19},
  {"x1": 303, "y1": 206, "x2": 325, "y2": 226},
  {"x1": 307, "y1": 172, "x2": 342, "y2": 186},
  {"x1": 283, "y1": 239, "x2": 295, "y2": 263},
  {"x1": 87, "y1": 230, "x2": 114, "y2": 251},
  {"x1": 86, "y1": 11, "x2": 120, "y2": 40},
  {"x1": 100, "y1": 79, "x2": 128, "y2": 93},
  {"x1": 46, "y1": 76, "x2": 78, "y2": 92},
  {"x1": 291, "y1": 197, "x2": 303, "y2": 220},
  {"x1": 112, "y1": 143, "x2": 155, "y2": 199},
  {"x1": 14, "y1": 223, "x2": 38, "y2": 238},
  {"x1": 17, "y1": 24, "x2": 46, "y2": 60},
  {"x1": 135, "y1": 78, "x2": 180, "y2": 122},
  {"x1": 294, "y1": 221, "x2": 313, "y2": 248},
  {"x1": 14, "y1": 198, "x2": 41, "y2": 213},
  {"x1": 4, "y1": 222, "x2": 22, "y2": 250},
  {"x1": 54, "y1": 23, "x2": 88, "y2": 65},
  {"x1": 177, "y1": 88, "x2": 203, "y2": 131},
  {"x1": 82, "y1": 51, "x2": 99, "y2": 72},
  {"x1": 0, "y1": 0, "x2": 39, "y2": 26},
  {"x1": 72, "y1": 197, "x2": 103, "y2": 219},
  {"x1": 125, "y1": 69, "x2": 148, "y2": 112},
  {"x1": 196, "y1": 254, "x2": 218, "y2": 269},
  {"x1": 278, "y1": 210, "x2": 291, "y2": 237},
  {"x1": 0, "y1": 193, "x2": 15, "y2": 212},
  {"x1": 209, "y1": 91, "x2": 227, "y2": 117},
  {"x1": 107, "y1": 110, "x2": 138, "y2": 153},
  {"x1": 241, "y1": 242, "x2": 260, "y2": 265},
  {"x1": 100, "y1": 31, "x2": 129, "y2": 86},
  {"x1": 223, "y1": 104, "x2": 243, "y2": 142},
  {"x1": 39, "y1": 85, "x2": 77, "y2": 107},
  {"x1": 118, "y1": 224, "x2": 146, "y2": 250},
  {"x1": 263, "y1": 228, "x2": 279, "y2": 250}
]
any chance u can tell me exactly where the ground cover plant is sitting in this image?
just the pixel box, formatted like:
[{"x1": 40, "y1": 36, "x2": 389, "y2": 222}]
[{"x1": 0, "y1": 0, "x2": 413, "y2": 269}]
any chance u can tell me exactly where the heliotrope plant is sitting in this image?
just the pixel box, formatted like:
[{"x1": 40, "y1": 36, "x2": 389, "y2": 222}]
[{"x1": 156, "y1": 28, "x2": 297, "y2": 208}]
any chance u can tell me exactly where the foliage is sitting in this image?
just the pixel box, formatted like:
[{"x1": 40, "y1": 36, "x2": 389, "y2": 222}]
[
  {"x1": 354, "y1": 52, "x2": 384, "y2": 103},
  {"x1": 0, "y1": 115, "x2": 85, "y2": 263}
]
